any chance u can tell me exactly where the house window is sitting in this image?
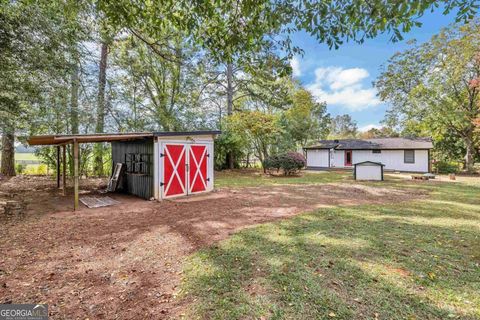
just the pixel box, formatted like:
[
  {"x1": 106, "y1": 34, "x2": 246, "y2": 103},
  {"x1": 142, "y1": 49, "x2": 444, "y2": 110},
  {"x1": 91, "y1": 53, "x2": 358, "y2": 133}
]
[
  {"x1": 372, "y1": 150, "x2": 381, "y2": 154},
  {"x1": 125, "y1": 153, "x2": 151, "y2": 175},
  {"x1": 404, "y1": 150, "x2": 415, "y2": 163}
]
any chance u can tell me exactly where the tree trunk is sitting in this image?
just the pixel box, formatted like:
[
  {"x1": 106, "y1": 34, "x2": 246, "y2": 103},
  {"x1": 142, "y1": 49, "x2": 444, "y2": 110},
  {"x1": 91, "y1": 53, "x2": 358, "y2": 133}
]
[
  {"x1": 226, "y1": 63, "x2": 233, "y2": 115},
  {"x1": 93, "y1": 41, "x2": 108, "y2": 176},
  {"x1": 70, "y1": 61, "x2": 80, "y2": 135},
  {"x1": 68, "y1": 61, "x2": 80, "y2": 177},
  {"x1": 464, "y1": 136, "x2": 476, "y2": 173},
  {"x1": 262, "y1": 143, "x2": 268, "y2": 173},
  {"x1": 1, "y1": 124, "x2": 16, "y2": 176},
  {"x1": 226, "y1": 63, "x2": 235, "y2": 169}
]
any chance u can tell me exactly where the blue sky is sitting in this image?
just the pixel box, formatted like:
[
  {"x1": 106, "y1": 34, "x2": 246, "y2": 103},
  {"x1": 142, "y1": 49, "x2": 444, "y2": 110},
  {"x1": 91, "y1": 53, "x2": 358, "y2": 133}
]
[{"x1": 290, "y1": 9, "x2": 460, "y2": 131}]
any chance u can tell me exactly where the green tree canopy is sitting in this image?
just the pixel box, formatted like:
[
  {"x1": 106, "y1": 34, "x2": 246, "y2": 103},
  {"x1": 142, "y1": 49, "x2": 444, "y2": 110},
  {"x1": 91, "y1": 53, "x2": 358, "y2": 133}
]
[
  {"x1": 99, "y1": 0, "x2": 479, "y2": 63},
  {"x1": 279, "y1": 88, "x2": 330, "y2": 150},
  {"x1": 376, "y1": 21, "x2": 480, "y2": 171},
  {"x1": 329, "y1": 114, "x2": 358, "y2": 139}
]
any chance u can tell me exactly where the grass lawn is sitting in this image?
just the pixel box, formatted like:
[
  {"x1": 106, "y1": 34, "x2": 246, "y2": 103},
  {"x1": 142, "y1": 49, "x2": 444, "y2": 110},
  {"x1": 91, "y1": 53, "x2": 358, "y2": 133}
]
[
  {"x1": 214, "y1": 169, "x2": 349, "y2": 187},
  {"x1": 182, "y1": 172, "x2": 480, "y2": 319}
]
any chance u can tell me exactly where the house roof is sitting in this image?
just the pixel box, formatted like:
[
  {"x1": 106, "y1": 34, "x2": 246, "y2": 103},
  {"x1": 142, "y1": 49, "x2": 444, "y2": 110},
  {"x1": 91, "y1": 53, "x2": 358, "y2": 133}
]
[
  {"x1": 304, "y1": 137, "x2": 433, "y2": 150},
  {"x1": 27, "y1": 131, "x2": 221, "y2": 146}
]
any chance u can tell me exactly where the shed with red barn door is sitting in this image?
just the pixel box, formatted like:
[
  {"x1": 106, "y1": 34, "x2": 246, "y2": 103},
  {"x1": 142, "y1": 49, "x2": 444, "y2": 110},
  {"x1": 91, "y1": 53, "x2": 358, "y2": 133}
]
[
  {"x1": 27, "y1": 130, "x2": 221, "y2": 209},
  {"x1": 154, "y1": 131, "x2": 219, "y2": 199}
]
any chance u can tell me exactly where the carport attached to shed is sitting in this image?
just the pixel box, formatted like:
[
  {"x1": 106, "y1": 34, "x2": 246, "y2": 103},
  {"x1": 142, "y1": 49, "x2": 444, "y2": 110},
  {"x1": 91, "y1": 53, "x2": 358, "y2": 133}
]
[{"x1": 354, "y1": 161, "x2": 385, "y2": 181}]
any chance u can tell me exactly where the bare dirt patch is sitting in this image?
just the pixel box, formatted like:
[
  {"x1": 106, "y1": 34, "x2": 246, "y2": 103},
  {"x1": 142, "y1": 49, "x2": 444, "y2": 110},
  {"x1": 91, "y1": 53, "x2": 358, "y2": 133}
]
[{"x1": 0, "y1": 176, "x2": 425, "y2": 319}]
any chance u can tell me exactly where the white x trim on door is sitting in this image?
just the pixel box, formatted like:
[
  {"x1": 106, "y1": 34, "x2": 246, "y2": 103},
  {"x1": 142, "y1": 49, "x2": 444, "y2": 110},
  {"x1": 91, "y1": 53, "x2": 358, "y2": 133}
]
[
  {"x1": 189, "y1": 146, "x2": 207, "y2": 193},
  {"x1": 163, "y1": 144, "x2": 186, "y2": 197}
]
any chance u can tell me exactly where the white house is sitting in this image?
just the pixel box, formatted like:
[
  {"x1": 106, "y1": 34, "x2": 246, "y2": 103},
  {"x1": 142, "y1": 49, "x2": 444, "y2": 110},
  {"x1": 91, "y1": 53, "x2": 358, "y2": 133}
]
[{"x1": 304, "y1": 138, "x2": 433, "y2": 173}]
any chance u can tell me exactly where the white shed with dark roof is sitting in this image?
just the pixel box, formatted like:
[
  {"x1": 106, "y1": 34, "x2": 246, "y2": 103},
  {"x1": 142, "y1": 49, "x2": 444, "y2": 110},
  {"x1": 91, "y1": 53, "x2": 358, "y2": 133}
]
[
  {"x1": 354, "y1": 161, "x2": 385, "y2": 181},
  {"x1": 304, "y1": 138, "x2": 433, "y2": 173}
]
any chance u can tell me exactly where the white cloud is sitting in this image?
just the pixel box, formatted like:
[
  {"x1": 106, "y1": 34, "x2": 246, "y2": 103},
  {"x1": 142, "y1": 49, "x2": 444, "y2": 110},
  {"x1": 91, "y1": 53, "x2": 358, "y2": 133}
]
[
  {"x1": 359, "y1": 124, "x2": 382, "y2": 132},
  {"x1": 306, "y1": 66, "x2": 381, "y2": 111},
  {"x1": 290, "y1": 57, "x2": 302, "y2": 77}
]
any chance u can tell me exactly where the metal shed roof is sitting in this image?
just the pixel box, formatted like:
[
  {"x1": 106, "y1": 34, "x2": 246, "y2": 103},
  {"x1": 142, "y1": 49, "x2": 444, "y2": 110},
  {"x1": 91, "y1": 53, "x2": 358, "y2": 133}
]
[
  {"x1": 27, "y1": 131, "x2": 221, "y2": 146},
  {"x1": 304, "y1": 137, "x2": 433, "y2": 150},
  {"x1": 154, "y1": 130, "x2": 221, "y2": 137}
]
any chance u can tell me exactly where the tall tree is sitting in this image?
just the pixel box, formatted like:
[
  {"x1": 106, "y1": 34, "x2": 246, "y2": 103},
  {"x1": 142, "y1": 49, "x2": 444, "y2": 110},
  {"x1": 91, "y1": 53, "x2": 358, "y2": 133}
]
[
  {"x1": 70, "y1": 59, "x2": 80, "y2": 135},
  {"x1": 195, "y1": 43, "x2": 292, "y2": 168},
  {"x1": 93, "y1": 40, "x2": 110, "y2": 176},
  {"x1": 0, "y1": 130, "x2": 15, "y2": 176},
  {"x1": 228, "y1": 110, "x2": 280, "y2": 170},
  {"x1": 358, "y1": 127, "x2": 400, "y2": 139},
  {"x1": 376, "y1": 21, "x2": 480, "y2": 172},
  {"x1": 225, "y1": 63, "x2": 235, "y2": 169},
  {"x1": 329, "y1": 115, "x2": 358, "y2": 138},
  {"x1": 0, "y1": 1, "x2": 72, "y2": 176},
  {"x1": 111, "y1": 32, "x2": 202, "y2": 132},
  {"x1": 279, "y1": 88, "x2": 330, "y2": 150}
]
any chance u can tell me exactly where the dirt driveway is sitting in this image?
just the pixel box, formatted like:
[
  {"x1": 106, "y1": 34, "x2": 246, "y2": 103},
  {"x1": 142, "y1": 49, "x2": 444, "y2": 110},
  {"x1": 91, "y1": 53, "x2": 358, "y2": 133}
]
[{"x1": 0, "y1": 176, "x2": 424, "y2": 319}]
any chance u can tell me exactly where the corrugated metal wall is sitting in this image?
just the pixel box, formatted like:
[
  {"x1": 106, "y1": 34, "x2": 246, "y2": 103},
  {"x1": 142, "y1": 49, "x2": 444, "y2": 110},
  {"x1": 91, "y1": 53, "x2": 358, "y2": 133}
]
[{"x1": 111, "y1": 140, "x2": 154, "y2": 199}]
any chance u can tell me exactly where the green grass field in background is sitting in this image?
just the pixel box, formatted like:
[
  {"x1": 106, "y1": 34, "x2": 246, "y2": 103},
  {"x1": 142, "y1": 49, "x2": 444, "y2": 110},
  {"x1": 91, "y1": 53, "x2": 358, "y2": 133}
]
[{"x1": 14, "y1": 153, "x2": 40, "y2": 161}]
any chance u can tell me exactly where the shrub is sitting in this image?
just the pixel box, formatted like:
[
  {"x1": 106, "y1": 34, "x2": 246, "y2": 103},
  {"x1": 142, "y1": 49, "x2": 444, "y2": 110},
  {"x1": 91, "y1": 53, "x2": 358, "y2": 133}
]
[
  {"x1": 263, "y1": 155, "x2": 282, "y2": 172},
  {"x1": 15, "y1": 163, "x2": 26, "y2": 174},
  {"x1": 23, "y1": 164, "x2": 48, "y2": 175},
  {"x1": 433, "y1": 160, "x2": 460, "y2": 174},
  {"x1": 264, "y1": 152, "x2": 306, "y2": 176}
]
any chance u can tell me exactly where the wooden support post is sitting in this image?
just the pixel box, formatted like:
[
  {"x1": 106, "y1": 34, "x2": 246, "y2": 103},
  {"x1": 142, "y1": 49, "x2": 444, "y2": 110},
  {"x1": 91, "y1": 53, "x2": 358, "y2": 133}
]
[
  {"x1": 73, "y1": 139, "x2": 79, "y2": 211},
  {"x1": 56, "y1": 146, "x2": 60, "y2": 188},
  {"x1": 62, "y1": 145, "x2": 66, "y2": 196}
]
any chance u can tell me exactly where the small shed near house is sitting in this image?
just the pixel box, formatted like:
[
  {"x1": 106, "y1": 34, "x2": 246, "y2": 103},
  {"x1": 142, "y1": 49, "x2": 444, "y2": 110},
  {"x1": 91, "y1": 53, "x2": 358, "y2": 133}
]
[{"x1": 354, "y1": 161, "x2": 385, "y2": 181}]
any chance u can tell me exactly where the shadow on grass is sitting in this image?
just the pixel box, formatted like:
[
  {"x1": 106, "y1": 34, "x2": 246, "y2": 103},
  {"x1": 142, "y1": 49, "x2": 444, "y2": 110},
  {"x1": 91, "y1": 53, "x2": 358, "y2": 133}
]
[{"x1": 181, "y1": 182, "x2": 480, "y2": 319}]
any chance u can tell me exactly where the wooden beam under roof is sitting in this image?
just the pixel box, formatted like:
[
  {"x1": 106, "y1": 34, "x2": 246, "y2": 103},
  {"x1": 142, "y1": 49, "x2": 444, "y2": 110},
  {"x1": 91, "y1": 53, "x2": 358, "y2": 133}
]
[{"x1": 27, "y1": 132, "x2": 154, "y2": 146}]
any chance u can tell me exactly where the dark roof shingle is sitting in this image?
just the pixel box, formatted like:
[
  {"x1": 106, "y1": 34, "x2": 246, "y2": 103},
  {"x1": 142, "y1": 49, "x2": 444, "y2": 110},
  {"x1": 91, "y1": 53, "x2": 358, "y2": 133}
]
[{"x1": 305, "y1": 137, "x2": 433, "y2": 150}]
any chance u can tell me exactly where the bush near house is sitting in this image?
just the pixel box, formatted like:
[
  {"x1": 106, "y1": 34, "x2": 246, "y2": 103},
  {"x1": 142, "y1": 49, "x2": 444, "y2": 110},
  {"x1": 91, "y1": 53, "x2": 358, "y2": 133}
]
[
  {"x1": 264, "y1": 152, "x2": 306, "y2": 176},
  {"x1": 433, "y1": 160, "x2": 461, "y2": 174}
]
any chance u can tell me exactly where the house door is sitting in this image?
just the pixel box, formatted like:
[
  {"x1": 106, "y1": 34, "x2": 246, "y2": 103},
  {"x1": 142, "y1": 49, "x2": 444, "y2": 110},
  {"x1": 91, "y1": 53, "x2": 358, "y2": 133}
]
[
  {"x1": 161, "y1": 143, "x2": 209, "y2": 198},
  {"x1": 345, "y1": 150, "x2": 352, "y2": 166}
]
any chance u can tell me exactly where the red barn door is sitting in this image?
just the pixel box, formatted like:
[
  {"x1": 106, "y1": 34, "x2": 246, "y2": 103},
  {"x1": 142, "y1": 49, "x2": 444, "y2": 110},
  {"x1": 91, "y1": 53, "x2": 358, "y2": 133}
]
[
  {"x1": 189, "y1": 145, "x2": 208, "y2": 193},
  {"x1": 162, "y1": 144, "x2": 187, "y2": 197}
]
